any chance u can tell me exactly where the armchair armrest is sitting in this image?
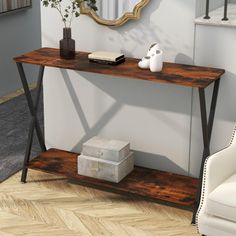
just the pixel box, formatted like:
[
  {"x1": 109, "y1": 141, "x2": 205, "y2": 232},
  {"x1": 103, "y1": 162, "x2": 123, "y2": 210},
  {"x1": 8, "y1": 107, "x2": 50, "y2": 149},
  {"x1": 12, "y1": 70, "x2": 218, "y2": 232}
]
[
  {"x1": 202, "y1": 124, "x2": 236, "y2": 196},
  {"x1": 204, "y1": 144, "x2": 236, "y2": 194},
  {"x1": 196, "y1": 143, "x2": 236, "y2": 227},
  {"x1": 196, "y1": 125, "x2": 236, "y2": 229}
]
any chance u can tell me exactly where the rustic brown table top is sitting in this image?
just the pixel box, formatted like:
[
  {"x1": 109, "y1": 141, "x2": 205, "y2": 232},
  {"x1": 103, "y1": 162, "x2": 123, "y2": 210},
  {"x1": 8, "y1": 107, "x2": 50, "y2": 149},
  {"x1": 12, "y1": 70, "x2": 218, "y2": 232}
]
[{"x1": 14, "y1": 47, "x2": 225, "y2": 88}]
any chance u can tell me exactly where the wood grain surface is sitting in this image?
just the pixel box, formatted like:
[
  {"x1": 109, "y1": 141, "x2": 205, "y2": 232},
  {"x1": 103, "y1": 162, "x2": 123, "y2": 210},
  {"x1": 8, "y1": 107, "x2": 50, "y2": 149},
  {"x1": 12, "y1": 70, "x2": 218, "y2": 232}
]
[
  {"x1": 14, "y1": 47, "x2": 225, "y2": 88},
  {"x1": 27, "y1": 149, "x2": 198, "y2": 207},
  {"x1": 0, "y1": 170, "x2": 199, "y2": 235}
]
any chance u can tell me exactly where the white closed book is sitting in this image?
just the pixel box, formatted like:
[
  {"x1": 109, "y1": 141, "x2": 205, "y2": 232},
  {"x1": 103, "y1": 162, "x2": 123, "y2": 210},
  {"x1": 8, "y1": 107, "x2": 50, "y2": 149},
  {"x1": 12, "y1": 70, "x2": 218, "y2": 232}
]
[
  {"x1": 82, "y1": 136, "x2": 130, "y2": 162},
  {"x1": 77, "y1": 152, "x2": 134, "y2": 183},
  {"x1": 88, "y1": 51, "x2": 124, "y2": 62}
]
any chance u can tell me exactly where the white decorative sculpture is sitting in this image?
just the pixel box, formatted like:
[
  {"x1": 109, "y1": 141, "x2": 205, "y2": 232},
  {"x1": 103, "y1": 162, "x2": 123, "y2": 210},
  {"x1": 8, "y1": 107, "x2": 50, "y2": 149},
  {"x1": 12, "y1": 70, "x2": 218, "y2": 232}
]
[
  {"x1": 147, "y1": 43, "x2": 160, "y2": 57},
  {"x1": 138, "y1": 56, "x2": 150, "y2": 69},
  {"x1": 138, "y1": 43, "x2": 163, "y2": 72},
  {"x1": 150, "y1": 50, "x2": 163, "y2": 72}
]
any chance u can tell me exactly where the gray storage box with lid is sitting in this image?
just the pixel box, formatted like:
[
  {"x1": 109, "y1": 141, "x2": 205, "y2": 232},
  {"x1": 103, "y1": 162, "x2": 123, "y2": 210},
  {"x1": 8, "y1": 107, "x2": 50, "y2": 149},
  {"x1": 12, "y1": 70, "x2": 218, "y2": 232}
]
[
  {"x1": 82, "y1": 136, "x2": 130, "y2": 162},
  {"x1": 77, "y1": 152, "x2": 134, "y2": 183}
]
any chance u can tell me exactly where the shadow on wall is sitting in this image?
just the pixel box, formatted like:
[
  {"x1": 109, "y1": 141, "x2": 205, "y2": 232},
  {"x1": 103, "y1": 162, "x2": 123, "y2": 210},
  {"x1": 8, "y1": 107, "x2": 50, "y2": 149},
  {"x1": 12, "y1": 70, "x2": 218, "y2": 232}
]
[
  {"x1": 58, "y1": 69, "x2": 191, "y2": 176},
  {"x1": 108, "y1": 0, "x2": 162, "y2": 57},
  {"x1": 200, "y1": 71, "x2": 236, "y2": 150},
  {"x1": 134, "y1": 150, "x2": 189, "y2": 175},
  {"x1": 214, "y1": 71, "x2": 236, "y2": 122},
  {"x1": 105, "y1": 0, "x2": 194, "y2": 65},
  {"x1": 175, "y1": 54, "x2": 194, "y2": 65}
]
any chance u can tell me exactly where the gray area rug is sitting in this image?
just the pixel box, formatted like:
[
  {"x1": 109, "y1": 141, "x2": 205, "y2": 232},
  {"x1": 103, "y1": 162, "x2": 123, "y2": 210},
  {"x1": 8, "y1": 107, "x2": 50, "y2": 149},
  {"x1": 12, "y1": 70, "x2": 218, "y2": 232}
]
[{"x1": 0, "y1": 90, "x2": 43, "y2": 182}]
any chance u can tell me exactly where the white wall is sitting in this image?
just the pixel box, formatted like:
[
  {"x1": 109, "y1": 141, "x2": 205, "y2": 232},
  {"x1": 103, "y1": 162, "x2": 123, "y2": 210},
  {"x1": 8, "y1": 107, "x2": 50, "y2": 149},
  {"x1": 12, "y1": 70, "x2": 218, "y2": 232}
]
[
  {"x1": 41, "y1": 0, "x2": 203, "y2": 177},
  {"x1": 191, "y1": 25, "x2": 236, "y2": 176},
  {"x1": 0, "y1": 1, "x2": 41, "y2": 96}
]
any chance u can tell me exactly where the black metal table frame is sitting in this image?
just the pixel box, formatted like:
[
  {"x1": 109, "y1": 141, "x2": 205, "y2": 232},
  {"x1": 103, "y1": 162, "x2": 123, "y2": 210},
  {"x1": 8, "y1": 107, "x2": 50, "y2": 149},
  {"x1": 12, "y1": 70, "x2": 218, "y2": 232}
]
[{"x1": 16, "y1": 62, "x2": 221, "y2": 224}]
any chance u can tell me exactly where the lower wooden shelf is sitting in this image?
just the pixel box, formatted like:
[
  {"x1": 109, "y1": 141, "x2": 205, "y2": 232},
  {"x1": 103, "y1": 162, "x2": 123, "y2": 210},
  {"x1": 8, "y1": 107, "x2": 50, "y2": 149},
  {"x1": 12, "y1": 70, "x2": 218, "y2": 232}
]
[{"x1": 27, "y1": 148, "x2": 198, "y2": 207}]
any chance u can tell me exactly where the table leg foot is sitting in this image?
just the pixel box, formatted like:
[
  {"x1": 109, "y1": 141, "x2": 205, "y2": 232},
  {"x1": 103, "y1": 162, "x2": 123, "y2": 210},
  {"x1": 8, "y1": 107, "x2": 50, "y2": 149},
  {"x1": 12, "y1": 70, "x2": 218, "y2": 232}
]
[{"x1": 21, "y1": 168, "x2": 28, "y2": 183}]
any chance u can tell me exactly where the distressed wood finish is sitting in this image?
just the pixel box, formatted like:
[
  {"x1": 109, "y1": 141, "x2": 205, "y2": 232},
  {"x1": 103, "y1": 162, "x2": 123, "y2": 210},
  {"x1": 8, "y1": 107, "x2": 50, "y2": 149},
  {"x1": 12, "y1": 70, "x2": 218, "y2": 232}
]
[
  {"x1": 28, "y1": 149, "x2": 198, "y2": 206},
  {"x1": 14, "y1": 47, "x2": 225, "y2": 88}
]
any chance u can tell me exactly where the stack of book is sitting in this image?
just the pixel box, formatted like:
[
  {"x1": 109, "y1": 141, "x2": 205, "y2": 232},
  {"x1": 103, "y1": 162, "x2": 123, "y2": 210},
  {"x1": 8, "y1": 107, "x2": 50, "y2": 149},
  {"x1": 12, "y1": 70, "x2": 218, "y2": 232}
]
[
  {"x1": 78, "y1": 136, "x2": 134, "y2": 183},
  {"x1": 88, "y1": 51, "x2": 125, "y2": 65}
]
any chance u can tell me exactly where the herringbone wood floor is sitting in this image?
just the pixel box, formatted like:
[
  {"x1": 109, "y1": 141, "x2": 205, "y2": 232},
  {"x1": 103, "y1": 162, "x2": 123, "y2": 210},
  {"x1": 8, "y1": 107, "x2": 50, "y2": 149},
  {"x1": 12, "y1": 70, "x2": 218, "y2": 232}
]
[{"x1": 0, "y1": 170, "x2": 199, "y2": 236}]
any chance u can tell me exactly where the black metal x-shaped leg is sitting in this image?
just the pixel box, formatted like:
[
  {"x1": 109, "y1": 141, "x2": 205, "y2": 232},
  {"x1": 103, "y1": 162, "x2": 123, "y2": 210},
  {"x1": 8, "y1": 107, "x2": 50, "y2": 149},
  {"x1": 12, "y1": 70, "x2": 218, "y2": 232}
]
[
  {"x1": 192, "y1": 78, "x2": 221, "y2": 224},
  {"x1": 16, "y1": 63, "x2": 47, "y2": 183}
]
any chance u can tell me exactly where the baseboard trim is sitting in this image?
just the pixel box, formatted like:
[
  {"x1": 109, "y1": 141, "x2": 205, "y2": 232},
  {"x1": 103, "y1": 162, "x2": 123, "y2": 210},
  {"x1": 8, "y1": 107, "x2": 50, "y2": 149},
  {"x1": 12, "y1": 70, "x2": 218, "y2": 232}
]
[{"x1": 0, "y1": 83, "x2": 37, "y2": 105}]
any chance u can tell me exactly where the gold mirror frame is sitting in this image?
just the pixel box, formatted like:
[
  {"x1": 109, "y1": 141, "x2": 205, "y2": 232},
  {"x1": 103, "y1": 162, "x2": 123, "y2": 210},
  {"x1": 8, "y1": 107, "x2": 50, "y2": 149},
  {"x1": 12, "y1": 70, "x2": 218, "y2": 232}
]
[{"x1": 80, "y1": 0, "x2": 150, "y2": 27}]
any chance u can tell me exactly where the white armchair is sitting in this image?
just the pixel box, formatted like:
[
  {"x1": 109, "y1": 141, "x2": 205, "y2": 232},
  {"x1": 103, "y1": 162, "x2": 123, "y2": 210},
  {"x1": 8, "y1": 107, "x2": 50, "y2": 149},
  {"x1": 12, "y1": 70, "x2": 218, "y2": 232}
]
[{"x1": 197, "y1": 126, "x2": 236, "y2": 236}]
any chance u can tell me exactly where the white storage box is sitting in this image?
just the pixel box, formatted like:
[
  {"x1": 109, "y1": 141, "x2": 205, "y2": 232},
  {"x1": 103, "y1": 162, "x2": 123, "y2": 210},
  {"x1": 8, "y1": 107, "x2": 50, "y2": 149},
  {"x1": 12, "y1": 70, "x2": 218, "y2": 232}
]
[
  {"x1": 77, "y1": 152, "x2": 134, "y2": 183},
  {"x1": 82, "y1": 136, "x2": 130, "y2": 162}
]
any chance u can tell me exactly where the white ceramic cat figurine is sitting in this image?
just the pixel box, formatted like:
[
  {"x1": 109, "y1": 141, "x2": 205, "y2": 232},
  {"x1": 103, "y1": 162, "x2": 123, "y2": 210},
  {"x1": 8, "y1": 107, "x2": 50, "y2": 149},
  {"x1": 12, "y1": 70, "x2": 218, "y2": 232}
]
[{"x1": 150, "y1": 49, "x2": 163, "y2": 72}]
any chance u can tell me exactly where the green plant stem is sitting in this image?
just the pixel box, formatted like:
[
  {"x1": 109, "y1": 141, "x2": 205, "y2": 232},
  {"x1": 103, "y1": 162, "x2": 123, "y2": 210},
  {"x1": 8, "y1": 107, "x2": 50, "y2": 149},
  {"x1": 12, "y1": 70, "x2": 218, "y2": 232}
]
[
  {"x1": 69, "y1": 0, "x2": 74, "y2": 28},
  {"x1": 55, "y1": 2, "x2": 67, "y2": 28}
]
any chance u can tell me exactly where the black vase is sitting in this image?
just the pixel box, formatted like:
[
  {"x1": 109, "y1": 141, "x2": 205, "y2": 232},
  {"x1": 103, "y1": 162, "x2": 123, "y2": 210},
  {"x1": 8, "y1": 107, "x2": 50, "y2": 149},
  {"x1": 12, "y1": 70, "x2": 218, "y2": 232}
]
[{"x1": 60, "y1": 28, "x2": 75, "y2": 59}]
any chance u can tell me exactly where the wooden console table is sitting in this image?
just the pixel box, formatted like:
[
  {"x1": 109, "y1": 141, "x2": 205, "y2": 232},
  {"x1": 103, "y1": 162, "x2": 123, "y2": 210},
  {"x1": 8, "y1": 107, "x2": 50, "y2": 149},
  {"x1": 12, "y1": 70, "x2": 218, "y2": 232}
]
[{"x1": 14, "y1": 48, "x2": 225, "y2": 223}]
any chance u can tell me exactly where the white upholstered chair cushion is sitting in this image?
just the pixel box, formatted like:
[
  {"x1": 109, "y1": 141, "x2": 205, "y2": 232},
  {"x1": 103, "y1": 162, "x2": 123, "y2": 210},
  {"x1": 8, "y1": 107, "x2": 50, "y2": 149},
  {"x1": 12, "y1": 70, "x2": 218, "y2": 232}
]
[{"x1": 206, "y1": 174, "x2": 236, "y2": 222}]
